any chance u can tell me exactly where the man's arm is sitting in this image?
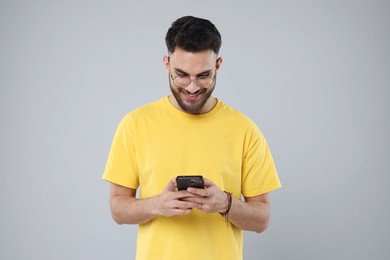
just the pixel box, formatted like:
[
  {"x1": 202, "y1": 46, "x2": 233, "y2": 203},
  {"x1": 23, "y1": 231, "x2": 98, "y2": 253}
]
[
  {"x1": 227, "y1": 193, "x2": 270, "y2": 233},
  {"x1": 184, "y1": 178, "x2": 271, "y2": 233},
  {"x1": 109, "y1": 179, "x2": 202, "y2": 225}
]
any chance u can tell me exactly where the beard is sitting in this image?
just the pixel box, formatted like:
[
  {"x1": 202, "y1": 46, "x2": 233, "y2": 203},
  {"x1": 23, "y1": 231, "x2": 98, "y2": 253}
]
[{"x1": 169, "y1": 77, "x2": 216, "y2": 114}]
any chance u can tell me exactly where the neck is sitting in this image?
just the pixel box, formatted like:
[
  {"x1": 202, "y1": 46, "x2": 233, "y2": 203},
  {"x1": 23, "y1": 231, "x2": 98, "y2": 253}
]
[{"x1": 168, "y1": 95, "x2": 217, "y2": 114}]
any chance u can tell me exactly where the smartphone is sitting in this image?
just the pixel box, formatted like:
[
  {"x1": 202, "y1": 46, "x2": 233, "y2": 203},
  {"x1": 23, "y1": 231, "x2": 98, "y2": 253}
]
[{"x1": 176, "y1": 175, "x2": 204, "y2": 191}]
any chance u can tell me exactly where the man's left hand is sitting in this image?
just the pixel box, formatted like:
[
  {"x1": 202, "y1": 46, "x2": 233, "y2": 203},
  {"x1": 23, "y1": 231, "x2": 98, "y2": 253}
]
[{"x1": 182, "y1": 178, "x2": 229, "y2": 214}]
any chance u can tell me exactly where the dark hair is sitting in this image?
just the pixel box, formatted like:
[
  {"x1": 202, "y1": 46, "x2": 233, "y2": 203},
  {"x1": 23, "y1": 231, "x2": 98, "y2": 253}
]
[{"x1": 165, "y1": 16, "x2": 222, "y2": 54}]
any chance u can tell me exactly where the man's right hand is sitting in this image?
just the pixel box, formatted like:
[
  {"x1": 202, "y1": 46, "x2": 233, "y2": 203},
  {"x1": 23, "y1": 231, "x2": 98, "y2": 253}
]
[
  {"x1": 109, "y1": 179, "x2": 202, "y2": 225},
  {"x1": 154, "y1": 178, "x2": 202, "y2": 217}
]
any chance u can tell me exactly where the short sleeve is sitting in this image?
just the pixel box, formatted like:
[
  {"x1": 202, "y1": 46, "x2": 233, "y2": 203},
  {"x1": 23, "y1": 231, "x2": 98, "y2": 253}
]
[
  {"x1": 241, "y1": 127, "x2": 281, "y2": 197},
  {"x1": 102, "y1": 114, "x2": 139, "y2": 189}
]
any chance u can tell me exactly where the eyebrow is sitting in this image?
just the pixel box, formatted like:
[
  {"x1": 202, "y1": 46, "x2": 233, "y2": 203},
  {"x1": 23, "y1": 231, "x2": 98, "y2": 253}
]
[{"x1": 174, "y1": 68, "x2": 212, "y2": 77}]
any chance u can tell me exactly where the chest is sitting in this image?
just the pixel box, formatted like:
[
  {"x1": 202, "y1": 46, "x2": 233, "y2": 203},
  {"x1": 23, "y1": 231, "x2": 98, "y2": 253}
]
[{"x1": 133, "y1": 119, "x2": 246, "y2": 196}]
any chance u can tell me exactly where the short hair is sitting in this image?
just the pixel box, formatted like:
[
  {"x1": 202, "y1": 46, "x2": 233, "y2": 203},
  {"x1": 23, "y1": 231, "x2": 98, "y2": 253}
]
[{"x1": 165, "y1": 16, "x2": 222, "y2": 54}]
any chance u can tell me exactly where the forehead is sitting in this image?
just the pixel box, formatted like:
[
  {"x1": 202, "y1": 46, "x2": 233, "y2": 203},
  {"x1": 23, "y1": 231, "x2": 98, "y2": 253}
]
[{"x1": 170, "y1": 48, "x2": 217, "y2": 74}]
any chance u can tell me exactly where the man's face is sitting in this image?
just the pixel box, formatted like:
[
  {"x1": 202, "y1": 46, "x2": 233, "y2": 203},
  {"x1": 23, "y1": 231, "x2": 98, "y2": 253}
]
[{"x1": 165, "y1": 48, "x2": 222, "y2": 114}]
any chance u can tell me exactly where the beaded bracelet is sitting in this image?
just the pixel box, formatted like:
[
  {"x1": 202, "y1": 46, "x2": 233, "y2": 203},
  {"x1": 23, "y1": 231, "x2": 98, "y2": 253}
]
[{"x1": 219, "y1": 191, "x2": 232, "y2": 224}]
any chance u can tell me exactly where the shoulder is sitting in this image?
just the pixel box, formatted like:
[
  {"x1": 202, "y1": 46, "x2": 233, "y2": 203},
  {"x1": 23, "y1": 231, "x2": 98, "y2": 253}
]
[
  {"x1": 131, "y1": 98, "x2": 164, "y2": 116},
  {"x1": 112, "y1": 98, "x2": 166, "y2": 133},
  {"x1": 121, "y1": 98, "x2": 165, "y2": 122},
  {"x1": 218, "y1": 101, "x2": 261, "y2": 133}
]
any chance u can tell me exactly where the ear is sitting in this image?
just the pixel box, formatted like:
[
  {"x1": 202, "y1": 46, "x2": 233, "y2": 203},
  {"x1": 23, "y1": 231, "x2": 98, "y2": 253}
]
[
  {"x1": 216, "y1": 57, "x2": 223, "y2": 70},
  {"x1": 163, "y1": 55, "x2": 170, "y2": 75}
]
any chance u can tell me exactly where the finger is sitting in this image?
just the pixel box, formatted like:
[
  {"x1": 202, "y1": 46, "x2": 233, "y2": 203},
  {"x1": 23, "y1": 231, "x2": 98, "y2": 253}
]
[
  {"x1": 187, "y1": 187, "x2": 208, "y2": 197},
  {"x1": 176, "y1": 200, "x2": 201, "y2": 209},
  {"x1": 168, "y1": 208, "x2": 193, "y2": 216},
  {"x1": 181, "y1": 197, "x2": 206, "y2": 204},
  {"x1": 203, "y1": 178, "x2": 215, "y2": 188},
  {"x1": 163, "y1": 178, "x2": 177, "y2": 192},
  {"x1": 172, "y1": 190, "x2": 202, "y2": 199}
]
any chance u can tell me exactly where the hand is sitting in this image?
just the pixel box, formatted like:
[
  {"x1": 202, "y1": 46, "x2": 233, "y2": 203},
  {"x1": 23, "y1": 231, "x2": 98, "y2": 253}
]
[
  {"x1": 183, "y1": 178, "x2": 229, "y2": 214},
  {"x1": 154, "y1": 178, "x2": 203, "y2": 217}
]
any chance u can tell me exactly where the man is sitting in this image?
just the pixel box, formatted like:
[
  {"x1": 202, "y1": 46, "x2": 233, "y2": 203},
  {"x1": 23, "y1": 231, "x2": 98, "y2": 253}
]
[{"x1": 103, "y1": 16, "x2": 281, "y2": 260}]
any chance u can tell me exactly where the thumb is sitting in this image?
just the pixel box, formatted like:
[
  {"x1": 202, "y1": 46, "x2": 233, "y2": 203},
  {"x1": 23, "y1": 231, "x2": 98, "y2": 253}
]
[
  {"x1": 203, "y1": 178, "x2": 216, "y2": 188},
  {"x1": 163, "y1": 178, "x2": 177, "y2": 192}
]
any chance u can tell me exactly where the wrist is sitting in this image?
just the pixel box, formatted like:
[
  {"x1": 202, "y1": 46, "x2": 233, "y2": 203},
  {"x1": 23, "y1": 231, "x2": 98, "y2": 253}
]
[
  {"x1": 219, "y1": 191, "x2": 232, "y2": 217},
  {"x1": 150, "y1": 195, "x2": 162, "y2": 216}
]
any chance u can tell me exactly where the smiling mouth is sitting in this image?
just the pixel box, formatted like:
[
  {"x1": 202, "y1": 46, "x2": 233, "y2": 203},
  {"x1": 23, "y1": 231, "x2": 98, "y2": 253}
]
[
  {"x1": 187, "y1": 93, "x2": 200, "y2": 97},
  {"x1": 182, "y1": 90, "x2": 203, "y2": 100}
]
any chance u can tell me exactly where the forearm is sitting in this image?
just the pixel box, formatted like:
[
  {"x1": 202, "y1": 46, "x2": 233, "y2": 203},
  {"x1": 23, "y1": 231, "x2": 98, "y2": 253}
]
[
  {"x1": 109, "y1": 181, "x2": 197, "y2": 225},
  {"x1": 227, "y1": 198, "x2": 270, "y2": 233},
  {"x1": 110, "y1": 195, "x2": 158, "y2": 225}
]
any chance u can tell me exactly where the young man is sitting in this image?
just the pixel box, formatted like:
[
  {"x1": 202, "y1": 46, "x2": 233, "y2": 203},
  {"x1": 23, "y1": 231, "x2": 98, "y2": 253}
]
[{"x1": 103, "y1": 16, "x2": 281, "y2": 260}]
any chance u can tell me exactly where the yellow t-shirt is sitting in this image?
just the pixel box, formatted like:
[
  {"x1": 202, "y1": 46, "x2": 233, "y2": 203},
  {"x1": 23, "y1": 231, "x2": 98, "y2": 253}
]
[{"x1": 103, "y1": 97, "x2": 281, "y2": 260}]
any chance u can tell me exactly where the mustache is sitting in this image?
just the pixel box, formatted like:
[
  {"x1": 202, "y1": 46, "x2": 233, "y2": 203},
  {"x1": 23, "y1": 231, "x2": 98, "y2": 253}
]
[{"x1": 181, "y1": 88, "x2": 206, "y2": 95}]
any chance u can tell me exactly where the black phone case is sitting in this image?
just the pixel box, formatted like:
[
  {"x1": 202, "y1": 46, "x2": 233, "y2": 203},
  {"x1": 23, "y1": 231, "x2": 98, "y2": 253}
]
[{"x1": 176, "y1": 175, "x2": 204, "y2": 190}]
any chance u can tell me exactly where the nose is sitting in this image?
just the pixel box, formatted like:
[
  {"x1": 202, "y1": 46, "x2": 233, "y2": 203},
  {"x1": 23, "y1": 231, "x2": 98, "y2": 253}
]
[{"x1": 184, "y1": 79, "x2": 201, "y2": 94}]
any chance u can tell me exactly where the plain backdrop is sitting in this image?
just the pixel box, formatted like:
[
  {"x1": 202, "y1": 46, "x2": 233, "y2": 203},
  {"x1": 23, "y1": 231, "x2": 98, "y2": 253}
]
[{"x1": 1, "y1": 0, "x2": 389, "y2": 259}]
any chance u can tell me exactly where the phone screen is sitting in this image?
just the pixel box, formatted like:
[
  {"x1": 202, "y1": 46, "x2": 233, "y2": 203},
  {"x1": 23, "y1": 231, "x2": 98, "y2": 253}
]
[{"x1": 176, "y1": 175, "x2": 204, "y2": 190}]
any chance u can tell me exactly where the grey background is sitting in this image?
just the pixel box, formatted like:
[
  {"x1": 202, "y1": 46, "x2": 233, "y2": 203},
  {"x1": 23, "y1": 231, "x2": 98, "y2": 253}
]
[{"x1": 1, "y1": 0, "x2": 389, "y2": 259}]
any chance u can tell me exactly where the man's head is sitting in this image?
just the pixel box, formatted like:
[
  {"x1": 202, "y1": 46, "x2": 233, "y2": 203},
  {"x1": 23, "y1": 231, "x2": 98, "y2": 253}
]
[
  {"x1": 164, "y1": 16, "x2": 223, "y2": 114},
  {"x1": 165, "y1": 16, "x2": 222, "y2": 55}
]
